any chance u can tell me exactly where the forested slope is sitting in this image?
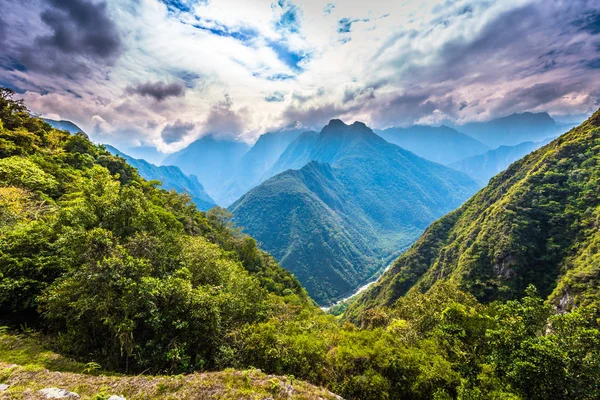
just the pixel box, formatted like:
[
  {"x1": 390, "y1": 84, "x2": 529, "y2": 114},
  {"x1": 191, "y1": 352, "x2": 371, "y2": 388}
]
[
  {"x1": 346, "y1": 109, "x2": 600, "y2": 319},
  {"x1": 0, "y1": 88, "x2": 308, "y2": 373}
]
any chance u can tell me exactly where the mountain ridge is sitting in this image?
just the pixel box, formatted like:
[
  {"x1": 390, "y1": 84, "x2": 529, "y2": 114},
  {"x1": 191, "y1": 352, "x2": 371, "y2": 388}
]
[
  {"x1": 104, "y1": 144, "x2": 216, "y2": 211},
  {"x1": 377, "y1": 125, "x2": 490, "y2": 165},
  {"x1": 231, "y1": 119, "x2": 480, "y2": 304},
  {"x1": 345, "y1": 109, "x2": 600, "y2": 320}
]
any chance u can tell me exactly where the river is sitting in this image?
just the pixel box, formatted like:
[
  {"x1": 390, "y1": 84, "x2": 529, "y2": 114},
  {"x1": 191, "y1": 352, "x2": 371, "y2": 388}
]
[{"x1": 320, "y1": 263, "x2": 392, "y2": 312}]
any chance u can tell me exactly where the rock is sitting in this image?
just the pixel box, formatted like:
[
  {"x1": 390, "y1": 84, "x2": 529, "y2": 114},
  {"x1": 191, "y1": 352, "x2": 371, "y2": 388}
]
[
  {"x1": 39, "y1": 388, "x2": 80, "y2": 399},
  {"x1": 0, "y1": 383, "x2": 9, "y2": 391},
  {"x1": 108, "y1": 396, "x2": 126, "y2": 400}
]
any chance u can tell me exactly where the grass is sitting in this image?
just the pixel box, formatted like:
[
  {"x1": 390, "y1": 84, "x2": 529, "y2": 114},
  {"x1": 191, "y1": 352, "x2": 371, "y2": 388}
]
[{"x1": 0, "y1": 330, "x2": 341, "y2": 400}]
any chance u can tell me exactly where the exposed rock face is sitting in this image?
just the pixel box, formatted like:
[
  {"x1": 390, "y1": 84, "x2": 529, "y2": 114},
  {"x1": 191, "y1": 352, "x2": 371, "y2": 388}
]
[
  {"x1": 0, "y1": 384, "x2": 10, "y2": 391},
  {"x1": 39, "y1": 388, "x2": 80, "y2": 399}
]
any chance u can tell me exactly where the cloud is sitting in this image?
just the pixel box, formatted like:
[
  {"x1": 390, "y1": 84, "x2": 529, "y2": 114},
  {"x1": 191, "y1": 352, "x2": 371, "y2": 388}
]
[
  {"x1": 14, "y1": 0, "x2": 121, "y2": 75},
  {"x1": 161, "y1": 120, "x2": 195, "y2": 143},
  {"x1": 204, "y1": 94, "x2": 245, "y2": 136},
  {"x1": 265, "y1": 91, "x2": 285, "y2": 102},
  {"x1": 0, "y1": 15, "x2": 6, "y2": 44},
  {"x1": 2, "y1": 0, "x2": 600, "y2": 152},
  {"x1": 125, "y1": 81, "x2": 186, "y2": 102}
]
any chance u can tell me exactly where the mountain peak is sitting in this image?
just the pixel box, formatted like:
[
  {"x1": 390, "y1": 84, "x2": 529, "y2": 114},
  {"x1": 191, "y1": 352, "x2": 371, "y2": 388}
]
[
  {"x1": 351, "y1": 121, "x2": 368, "y2": 128},
  {"x1": 325, "y1": 119, "x2": 348, "y2": 129}
]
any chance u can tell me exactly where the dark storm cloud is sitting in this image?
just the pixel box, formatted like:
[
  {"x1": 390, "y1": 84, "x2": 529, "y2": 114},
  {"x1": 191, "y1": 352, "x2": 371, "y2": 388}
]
[
  {"x1": 0, "y1": 15, "x2": 6, "y2": 44},
  {"x1": 491, "y1": 82, "x2": 574, "y2": 115},
  {"x1": 365, "y1": 0, "x2": 600, "y2": 123},
  {"x1": 14, "y1": 0, "x2": 121, "y2": 75},
  {"x1": 573, "y1": 10, "x2": 600, "y2": 35},
  {"x1": 161, "y1": 120, "x2": 195, "y2": 144},
  {"x1": 126, "y1": 81, "x2": 186, "y2": 101},
  {"x1": 204, "y1": 94, "x2": 245, "y2": 136}
]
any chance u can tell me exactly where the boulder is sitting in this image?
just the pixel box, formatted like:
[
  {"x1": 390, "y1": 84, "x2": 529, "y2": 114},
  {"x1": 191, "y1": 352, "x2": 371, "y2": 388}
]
[{"x1": 39, "y1": 388, "x2": 80, "y2": 399}]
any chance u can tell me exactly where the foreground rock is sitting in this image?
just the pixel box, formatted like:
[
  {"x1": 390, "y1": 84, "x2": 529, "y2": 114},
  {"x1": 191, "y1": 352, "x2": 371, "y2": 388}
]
[
  {"x1": 39, "y1": 388, "x2": 80, "y2": 399},
  {"x1": 1, "y1": 362, "x2": 341, "y2": 399}
]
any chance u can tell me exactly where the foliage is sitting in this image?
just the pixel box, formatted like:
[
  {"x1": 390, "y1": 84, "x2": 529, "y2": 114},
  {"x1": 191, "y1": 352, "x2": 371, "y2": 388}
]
[
  {"x1": 2, "y1": 89, "x2": 600, "y2": 399},
  {"x1": 347, "y1": 109, "x2": 600, "y2": 319},
  {"x1": 230, "y1": 120, "x2": 479, "y2": 305},
  {"x1": 0, "y1": 88, "x2": 308, "y2": 372}
]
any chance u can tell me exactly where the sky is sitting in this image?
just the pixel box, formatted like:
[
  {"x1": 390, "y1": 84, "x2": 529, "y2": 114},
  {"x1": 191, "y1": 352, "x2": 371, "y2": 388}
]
[{"x1": 1, "y1": 0, "x2": 600, "y2": 154}]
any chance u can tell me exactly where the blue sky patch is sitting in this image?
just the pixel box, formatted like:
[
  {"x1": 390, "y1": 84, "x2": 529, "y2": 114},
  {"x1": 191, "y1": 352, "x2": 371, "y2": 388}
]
[
  {"x1": 268, "y1": 40, "x2": 308, "y2": 72},
  {"x1": 265, "y1": 91, "x2": 285, "y2": 102}
]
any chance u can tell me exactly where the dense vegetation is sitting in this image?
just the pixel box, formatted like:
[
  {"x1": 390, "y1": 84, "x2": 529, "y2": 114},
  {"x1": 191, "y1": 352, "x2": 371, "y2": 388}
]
[
  {"x1": 2, "y1": 89, "x2": 599, "y2": 399},
  {"x1": 346, "y1": 109, "x2": 600, "y2": 321},
  {"x1": 105, "y1": 144, "x2": 216, "y2": 211},
  {"x1": 0, "y1": 88, "x2": 307, "y2": 372},
  {"x1": 231, "y1": 119, "x2": 479, "y2": 304}
]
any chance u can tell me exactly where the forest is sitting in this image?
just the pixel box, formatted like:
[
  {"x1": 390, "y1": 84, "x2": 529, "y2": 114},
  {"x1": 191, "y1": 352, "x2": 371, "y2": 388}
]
[{"x1": 1, "y1": 88, "x2": 600, "y2": 399}]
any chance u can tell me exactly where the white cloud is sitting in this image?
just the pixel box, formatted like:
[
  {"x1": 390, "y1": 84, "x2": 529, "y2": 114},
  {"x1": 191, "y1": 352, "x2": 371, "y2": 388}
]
[{"x1": 1, "y1": 0, "x2": 599, "y2": 153}]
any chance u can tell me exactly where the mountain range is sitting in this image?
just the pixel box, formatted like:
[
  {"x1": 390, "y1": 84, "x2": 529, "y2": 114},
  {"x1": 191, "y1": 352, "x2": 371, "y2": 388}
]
[
  {"x1": 455, "y1": 112, "x2": 574, "y2": 148},
  {"x1": 448, "y1": 137, "x2": 555, "y2": 184},
  {"x1": 219, "y1": 126, "x2": 308, "y2": 205},
  {"x1": 105, "y1": 144, "x2": 216, "y2": 211},
  {"x1": 376, "y1": 125, "x2": 490, "y2": 165},
  {"x1": 163, "y1": 135, "x2": 250, "y2": 204},
  {"x1": 346, "y1": 111, "x2": 600, "y2": 320},
  {"x1": 43, "y1": 118, "x2": 86, "y2": 135},
  {"x1": 230, "y1": 119, "x2": 480, "y2": 304}
]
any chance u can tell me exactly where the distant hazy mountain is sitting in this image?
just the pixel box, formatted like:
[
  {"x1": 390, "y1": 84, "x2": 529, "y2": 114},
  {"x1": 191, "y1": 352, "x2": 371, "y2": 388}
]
[
  {"x1": 376, "y1": 125, "x2": 489, "y2": 165},
  {"x1": 220, "y1": 126, "x2": 310, "y2": 205},
  {"x1": 123, "y1": 145, "x2": 165, "y2": 166},
  {"x1": 43, "y1": 118, "x2": 86, "y2": 135},
  {"x1": 456, "y1": 112, "x2": 573, "y2": 148},
  {"x1": 163, "y1": 135, "x2": 250, "y2": 205},
  {"x1": 265, "y1": 130, "x2": 320, "y2": 179},
  {"x1": 230, "y1": 119, "x2": 479, "y2": 305},
  {"x1": 448, "y1": 137, "x2": 555, "y2": 184},
  {"x1": 105, "y1": 145, "x2": 216, "y2": 211}
]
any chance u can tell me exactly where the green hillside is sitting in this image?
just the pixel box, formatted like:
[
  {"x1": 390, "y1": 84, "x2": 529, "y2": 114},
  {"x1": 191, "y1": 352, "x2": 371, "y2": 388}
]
[
  {"x1": 2, "y1": 89, "x2": 600, "y2": 400},
  {"x1": 0, "y1": 88, "x2": 308, "y2": 372},
  {"x1": 231, "y1": 120, "x2": 479, "y2": 304},
  {"x1": 346, "y1": 109, "x2": 600, "y2": 320}
]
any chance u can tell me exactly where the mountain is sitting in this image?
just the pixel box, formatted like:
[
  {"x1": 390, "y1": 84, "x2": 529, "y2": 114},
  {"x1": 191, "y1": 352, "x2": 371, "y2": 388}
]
[
  {"x1": 456, "y1": 112, "x2": 574, "y2": 148},
  {"x1": 123, "y1": 145, "x2": 165, "y2": 165},
  {"x1": 42, "y1": 118, "x2": 85, "y2": 135},
  {"x1": 230, "y1": 120, "x2": 480, "y2": 304},
  {"x1": 346, "y1": 110, "x2": 600, "y2": 319},
  {"x1": 264, "y1": 130, "x2": 320, "y2": 178},
  {"x1": 163, "y1": 135, "x2": 250, "y2": 204},
  {"x1": 448, "y1": 137, "x2": 555, "y2": 184},
  {"x1": 104, "y1": 144, "x2": 216, "y2": 211},
  {"x1": 376, "y1": 125, "x2": 489, "y2": 165},
  {"x1": 219, "y1": 126, "x2": 309, "y2": 205}
]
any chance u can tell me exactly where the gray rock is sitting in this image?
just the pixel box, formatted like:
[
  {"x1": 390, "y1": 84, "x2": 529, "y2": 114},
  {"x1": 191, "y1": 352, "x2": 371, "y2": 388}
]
[
  {"x1": 107, "y1": 396, "x2": 126, "y2": 400},
  {"x1": 39, "y1": 388, "x2": 80, "y2": 399},
  {"x1": 0, "y1": 383, "x2": 9, "y2": 391}
]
